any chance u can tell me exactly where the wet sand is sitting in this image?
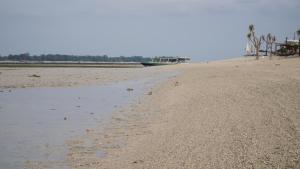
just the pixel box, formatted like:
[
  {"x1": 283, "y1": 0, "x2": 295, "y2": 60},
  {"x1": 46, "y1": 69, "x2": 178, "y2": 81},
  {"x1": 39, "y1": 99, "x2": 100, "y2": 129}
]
[
  {"x1": 65, "y1": 57, "x2": 300, "y2": 169},
  {"x1": 0, "y1": 83, "x2": 146, "y2": 169},
  {"x1": 0, "y1": 66, "x2": 176, "y2": 88}
]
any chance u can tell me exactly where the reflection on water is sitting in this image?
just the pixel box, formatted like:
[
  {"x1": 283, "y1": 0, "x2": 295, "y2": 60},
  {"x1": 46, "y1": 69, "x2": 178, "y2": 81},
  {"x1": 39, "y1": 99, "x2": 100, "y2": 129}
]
[{"x1": 0, "y1": 71, "x2": 177, "y2": 169}]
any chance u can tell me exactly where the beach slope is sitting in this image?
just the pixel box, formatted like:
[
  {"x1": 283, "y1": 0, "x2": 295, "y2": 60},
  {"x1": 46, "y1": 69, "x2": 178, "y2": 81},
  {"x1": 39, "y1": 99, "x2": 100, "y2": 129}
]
[{"x1": 86, "y1": 57, "x2": 300, "y2": 169}]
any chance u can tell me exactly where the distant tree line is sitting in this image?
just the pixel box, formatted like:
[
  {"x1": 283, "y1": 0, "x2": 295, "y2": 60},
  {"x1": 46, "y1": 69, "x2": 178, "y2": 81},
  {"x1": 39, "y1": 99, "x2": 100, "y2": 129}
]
[{"x1": 0, "y1": 53, "x2": 151, "y2": 62}]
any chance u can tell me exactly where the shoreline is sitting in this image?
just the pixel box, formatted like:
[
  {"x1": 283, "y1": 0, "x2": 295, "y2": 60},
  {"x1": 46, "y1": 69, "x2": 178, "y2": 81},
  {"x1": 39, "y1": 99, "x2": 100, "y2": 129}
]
[
  {"x1": 0, "y1": 62, "x2": 144, "y2": 69},
  {"x1": 64, "y1": 70, "x2": 180, "y2": 168},
  {"x1": 0, "y1": 67, "x2": 180, "y2": 169}
]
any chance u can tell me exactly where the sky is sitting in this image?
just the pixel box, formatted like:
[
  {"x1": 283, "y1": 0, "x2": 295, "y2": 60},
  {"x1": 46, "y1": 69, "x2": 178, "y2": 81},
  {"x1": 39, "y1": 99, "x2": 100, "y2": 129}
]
[{"x1": 0, "y1": 0, "x2": 299, "y2": 61}]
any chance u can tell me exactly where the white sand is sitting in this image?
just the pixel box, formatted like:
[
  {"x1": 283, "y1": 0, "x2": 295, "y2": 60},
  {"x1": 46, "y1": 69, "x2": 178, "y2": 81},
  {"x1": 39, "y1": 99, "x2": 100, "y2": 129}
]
[{"x1": 66, "y1": 57, "x2": 300, "y2": 169}]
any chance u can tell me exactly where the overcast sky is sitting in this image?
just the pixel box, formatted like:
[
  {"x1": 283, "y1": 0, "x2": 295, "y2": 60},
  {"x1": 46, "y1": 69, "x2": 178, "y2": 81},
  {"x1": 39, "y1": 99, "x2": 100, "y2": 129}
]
[{"x1": 0, "y1": 0, "x2": 299, "y2": 61}]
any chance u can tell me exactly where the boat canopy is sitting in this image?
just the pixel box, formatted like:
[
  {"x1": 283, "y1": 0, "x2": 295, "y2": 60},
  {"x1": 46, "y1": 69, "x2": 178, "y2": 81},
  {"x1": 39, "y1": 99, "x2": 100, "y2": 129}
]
[{"x1": 152, "y1": 57, "x2": 190, "y2": 63}]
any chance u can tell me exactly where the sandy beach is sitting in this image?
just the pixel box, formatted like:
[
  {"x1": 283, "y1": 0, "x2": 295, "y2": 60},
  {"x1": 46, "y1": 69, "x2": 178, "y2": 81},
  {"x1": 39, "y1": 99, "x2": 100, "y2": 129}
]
[
  {"x1": 65, "y1": 57, "x2": 300, "y2": 169},
  {"x1": 1, "y1": 57, "x2": 300, "y2": 168}
]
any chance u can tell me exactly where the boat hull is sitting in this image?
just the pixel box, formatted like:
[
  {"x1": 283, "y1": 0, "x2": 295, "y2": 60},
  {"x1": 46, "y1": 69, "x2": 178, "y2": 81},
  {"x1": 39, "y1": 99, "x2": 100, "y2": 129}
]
[{"x1": 141, "y1": 62, "x2": 176, "y2": 66}]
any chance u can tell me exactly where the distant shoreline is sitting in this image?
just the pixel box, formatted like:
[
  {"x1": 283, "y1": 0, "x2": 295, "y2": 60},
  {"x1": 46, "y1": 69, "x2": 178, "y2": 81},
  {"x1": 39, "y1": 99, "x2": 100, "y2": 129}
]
[{"x1": 0, "y1": 61, "x2": 143, "y2": 68}]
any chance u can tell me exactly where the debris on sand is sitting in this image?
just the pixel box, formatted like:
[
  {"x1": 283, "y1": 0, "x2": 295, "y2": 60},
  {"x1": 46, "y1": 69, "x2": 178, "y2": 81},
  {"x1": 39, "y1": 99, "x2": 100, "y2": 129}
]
[
  {"x1": 127, "y1": 88, "x2": 134, "y2": 91},
  {"x1": 147, "y1": 91, "x2": 153, "y2": 95},
  {"x1": 132, "y1": 160, "x2": 144, "y2": 164},
  {"x1": 275, "y1": 63, "x2": 280, "y2": 66},
  {"x1": 175, "y1": 81, "x2": 179, "y2": 86},
  {"x1": 64, "y1": 117, "x2": 67, "y2": 120},
  {"x1": 29, "y1": 74, "x2": 41, "y2": 78}
]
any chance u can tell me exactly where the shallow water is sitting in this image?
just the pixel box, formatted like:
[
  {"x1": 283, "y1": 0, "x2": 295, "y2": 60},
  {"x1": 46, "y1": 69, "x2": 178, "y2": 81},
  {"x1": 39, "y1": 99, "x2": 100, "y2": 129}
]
[{"x1": 0, "y1": 71, "x2": 177, "y2": 169}]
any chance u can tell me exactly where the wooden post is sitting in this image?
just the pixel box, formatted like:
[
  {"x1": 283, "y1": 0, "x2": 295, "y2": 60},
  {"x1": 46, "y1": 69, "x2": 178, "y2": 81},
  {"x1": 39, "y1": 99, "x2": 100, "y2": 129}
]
[{"x1": 265, "y1": 43, "x2": 268, "y2": 56}]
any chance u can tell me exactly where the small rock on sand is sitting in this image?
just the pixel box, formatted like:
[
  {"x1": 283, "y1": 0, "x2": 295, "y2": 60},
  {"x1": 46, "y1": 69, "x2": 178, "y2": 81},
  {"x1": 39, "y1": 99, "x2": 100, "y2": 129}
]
[
  {"x1": 132, "y1": 160, "x2": 144, "y2": 164},
  {"x1": 147, "y1": 91, "x2": 152, "y2": 95},
  {"x1": 64, "y1": 117, "x2": 67, "y2": 120},
  {"x1": 29, "y1": 74, "x2": 41, "y2": 78}
]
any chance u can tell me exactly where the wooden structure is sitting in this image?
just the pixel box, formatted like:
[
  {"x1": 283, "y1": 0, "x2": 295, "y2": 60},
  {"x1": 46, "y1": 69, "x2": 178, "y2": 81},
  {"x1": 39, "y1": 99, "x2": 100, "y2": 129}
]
[{"x1": 275, "y1": 39, "x2": 299, "y2": 56}]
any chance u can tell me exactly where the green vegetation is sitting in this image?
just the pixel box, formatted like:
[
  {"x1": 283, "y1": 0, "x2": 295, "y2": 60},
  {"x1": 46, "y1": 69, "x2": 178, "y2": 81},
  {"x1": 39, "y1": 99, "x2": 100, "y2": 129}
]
[{"x1": 0, "y1": 53, "x2": 151, "y2": 62}]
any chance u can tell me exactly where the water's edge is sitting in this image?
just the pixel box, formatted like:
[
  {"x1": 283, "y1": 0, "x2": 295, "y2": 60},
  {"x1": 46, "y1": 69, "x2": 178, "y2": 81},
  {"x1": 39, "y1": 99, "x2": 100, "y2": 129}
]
[{"x1": 0, "y1": 70, "x2": 179, "y2": 169}]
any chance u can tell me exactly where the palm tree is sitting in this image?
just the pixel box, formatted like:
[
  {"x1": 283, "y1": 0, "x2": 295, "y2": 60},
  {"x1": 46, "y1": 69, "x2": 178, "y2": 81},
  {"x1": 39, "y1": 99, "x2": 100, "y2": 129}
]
[
  {"x1": 247, "y1": 24, "x2": 263, "y2": 60},
  {"x1": 264, "y1": 33, "x2": 276, "y2": 58},
  {"x1": 249, "y1": 24, "x2": 254, "y2": 33}
]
